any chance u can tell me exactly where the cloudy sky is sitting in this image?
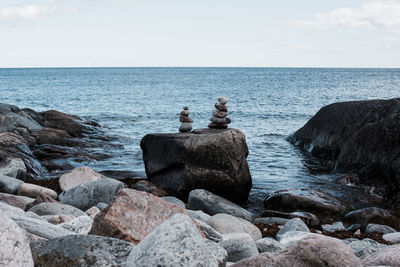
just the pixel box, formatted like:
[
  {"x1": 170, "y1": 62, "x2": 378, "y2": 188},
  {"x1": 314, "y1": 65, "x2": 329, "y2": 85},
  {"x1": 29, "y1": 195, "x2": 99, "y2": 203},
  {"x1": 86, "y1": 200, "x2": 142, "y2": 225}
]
[{"x1": 0, "y1": 0, "x2": 399, "y2": 67}]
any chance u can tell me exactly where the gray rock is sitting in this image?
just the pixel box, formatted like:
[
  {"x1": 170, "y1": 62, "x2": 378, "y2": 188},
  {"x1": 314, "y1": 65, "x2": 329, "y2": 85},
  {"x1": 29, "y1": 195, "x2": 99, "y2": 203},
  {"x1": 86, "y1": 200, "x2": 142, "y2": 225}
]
[
  {"x1": 220, "y1": 233, "x2": 259, "y2": 262},
  {"x1": 189, "y1": 189, "x2": 255, "y2": 222},
  {"x1": 31, "y1": 235, "x2": 134, "y2": 267},
  {"x1": 41, "y1": 214, "x2": 75, "y2": 225},
  {"x1": 349, "y1": 238, "x2": 387, "y2": 259},
  {"x1": 344, "y1": 207, "x2": 392, "y2": 226},
  {"x1": 28, "y1": 202, "x2": 87, "y2": 217},
  {"x1": 59, "y1": 178, "x2": 125, "y2": 211},
  {"x1": 342, "y1": 238, "x2": 360, "y2": 245},
  {"x1": 96, "y1": 202, "x2": 109, "y2": 210},
  {"x1": 125, "y1": 213, "x2": 228, "y2": 266},
  {"x1": 17, "y1": 183, "x2": 58, "y2": 199},
  {"x1": 362, "y1": 244, "x2": 400, "y2": 266},
  {"x1": 0, "y1": 201, "x2": 25, "y2": 216},
  {"x1": 0, "y1": 174, "x2": 24, "y2": 194},
  {"x1": 365, "y1": 224, "x2": 397, "y2": 234},
  {"x1": 254, "y1": 217, "x2": 289, "y2": 225},
  {"x1": 85, "y1": 206, "x2": 101, "y2": 218},
  {"x1": 278, "y1": 231, "x2": 314, "y2": 246},
  {"x1": 322, "y1": 221, "x2": 345, "y2": 233},
  {"x1": 194, "y1": 218, "x2": 223, "y2": 242},
  {"x1": 59, "y1": 216, "x2": 93, "y2": 234},
  {"x1": 346, "y1": 224, "x2": 362, "y2": 233},
  {"x1": 0, "y1": 192, "x2": 34, "y2": 210},
  {"x1": 207, "y1": 213, "x2": 262, "y2": 241},
  {"x1": 162, "y1": 196, "x2": 186, "y2": 208},
  {"x1": 382, "y1": 232, "x2": 400, "y2": 244},
  {"x1": 0, "y1": 211, "x2": 34, "y2": 267},
  {"x1": 59, "y1": 166, "x2": 105, "y2": 192},
  {"x1": 276, "y1": 218, "x2": 310, "y2": 241},
  {"x1": 0, "y1": 157, "x2": 26, "y2": 181},
  {"x1": 188, "y1": 209, "x2": 211, "y2": 223},
  {"x1": 255, "y1": 237, "x2": 283, "y2": 253},
  {"x1": 0, "y1": 111, "x2": 43, "y2": 133},
  {"x1": 261, "y1": 210, "x2": 320, "y2": 227},
  {"x1": 25, "y1": 211, "x2": 47, "y2": 221},
  {"x1": 179, "y1": 122, "x2": 192, "y2": 132}
]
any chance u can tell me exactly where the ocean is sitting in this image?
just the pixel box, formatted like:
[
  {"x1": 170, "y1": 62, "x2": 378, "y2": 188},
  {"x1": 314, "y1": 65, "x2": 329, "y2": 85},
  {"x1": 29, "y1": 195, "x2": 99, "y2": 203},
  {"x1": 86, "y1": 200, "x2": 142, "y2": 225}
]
[{"x1": 1, "y1": 67, "x2": 399, "y2": 208}]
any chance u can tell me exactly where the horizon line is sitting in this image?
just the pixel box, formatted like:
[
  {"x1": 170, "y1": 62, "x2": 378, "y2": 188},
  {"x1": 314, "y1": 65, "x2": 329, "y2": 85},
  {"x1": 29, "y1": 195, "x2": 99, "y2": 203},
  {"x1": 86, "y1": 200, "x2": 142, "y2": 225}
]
[{"x1": 1, "y1": 66, "x2": 400, "y2": 69}]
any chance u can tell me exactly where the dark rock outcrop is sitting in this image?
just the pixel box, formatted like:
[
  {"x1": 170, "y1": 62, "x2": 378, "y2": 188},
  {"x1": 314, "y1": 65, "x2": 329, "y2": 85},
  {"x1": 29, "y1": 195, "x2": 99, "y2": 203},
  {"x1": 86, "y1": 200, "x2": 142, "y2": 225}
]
[
  {"x1": 289, "y1": 98, "x2": 400, "y2": 202},
  {"x1": 140, "y1": 128, "x2": 252, "y2": 204}
]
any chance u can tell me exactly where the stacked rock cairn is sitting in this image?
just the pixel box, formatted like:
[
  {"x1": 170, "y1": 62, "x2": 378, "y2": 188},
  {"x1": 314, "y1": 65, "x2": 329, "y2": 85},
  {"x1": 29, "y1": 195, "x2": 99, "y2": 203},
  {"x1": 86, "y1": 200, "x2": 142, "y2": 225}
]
[
  {"x1": 208, "y1": 97, "x2": 231, "y2": 129},
  {"x1": 179, "y1": 106, "x2": 193, "y2": 132}
]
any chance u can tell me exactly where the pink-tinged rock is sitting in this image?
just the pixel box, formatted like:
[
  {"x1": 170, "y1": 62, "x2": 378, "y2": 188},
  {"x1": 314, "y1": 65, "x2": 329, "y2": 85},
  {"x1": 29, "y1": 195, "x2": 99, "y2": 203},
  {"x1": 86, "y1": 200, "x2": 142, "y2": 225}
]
[
  {"x1": 17, "y1": 183, "x2": 58, "y2": 200},
  {"x1": 59, "y1": 166, "x2": 105, "y2": 192},
  {"x1": 0, "y1": 192, "x2": 34, "y2": 210},
  {"x1": 362, "y1": 244, "x2": 400, "y2": 266},
  {"x1": 26, "y1": 191, "x2": 58, "y2": 210},
  {"x1": 42, "y1": 214, "x2": 75, "y2": 225},
  {"x1": 85, "y1": 206, "x2": 101, "y2": 218},
  {"x1": 89, "y1": 189, "x2": 193, "y2": 245}
]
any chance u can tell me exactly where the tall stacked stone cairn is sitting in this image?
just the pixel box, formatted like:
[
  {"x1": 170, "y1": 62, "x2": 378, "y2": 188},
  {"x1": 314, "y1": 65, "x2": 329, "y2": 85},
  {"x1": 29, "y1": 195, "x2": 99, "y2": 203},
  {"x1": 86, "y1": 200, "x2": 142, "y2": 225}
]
[
  {"x1": 208, "y1": 97, "x2": 231, "y2": 129},
  {"x1": 179, "y1": 106, "x2": 193, "y2": 132}
]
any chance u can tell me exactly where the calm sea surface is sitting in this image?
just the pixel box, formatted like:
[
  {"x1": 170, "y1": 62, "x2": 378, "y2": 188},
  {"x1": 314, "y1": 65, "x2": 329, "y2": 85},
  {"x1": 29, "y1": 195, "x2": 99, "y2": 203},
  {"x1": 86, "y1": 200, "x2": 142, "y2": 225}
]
[{"x1": 1, "y1": 68, "x2": 399, "y2": 207}]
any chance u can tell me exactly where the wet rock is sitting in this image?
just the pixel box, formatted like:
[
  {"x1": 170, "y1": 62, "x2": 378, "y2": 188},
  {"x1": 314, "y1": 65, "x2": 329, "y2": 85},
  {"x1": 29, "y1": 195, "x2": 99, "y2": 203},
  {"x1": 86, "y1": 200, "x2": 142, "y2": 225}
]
[
  {"x1": 276, "y1": 218, "x2": 310, "y2": 241},
  {"x1": 17, "y1": 183, "x2": 58, "y2": 199},
  {"x1": 344, "y1": 207, "x2": 392, "y2": 226},
  {"x1": 194, "y1": 218, "x2": 223, "y2": 242},
  {"x1": 59, "y1": 166, "x2": 105, "y2": 192},
  {"x1": 188, "y1": 189, "x2": 255, "y2": 222},
  {"x1": 140, "y1": 128, "x2": 252, "y2": 204},
  {"x1": 0, "y1": 174, "x2": 24, "y2": 194},
  {"x1": 383, "y1": 232, "x2": 400, "y2": 244},
  {"x1": 264, "y1": 189, "x2": 346, "y2": 223},
  {"x1": 41, "y1": 214, "x2": 75, "y2": 225},
  {"x1": 348, "y1": 238, "x2": 387, "y2": 259},
  {"x1": 0, "y1": 192, "x2": 34, "y2": 210},
  {"x1": 0, "y1": 157, "x2": 26, "y2": 180},
  {"x1": 207, "y1": 214, "x2": 262, "y2": 241},
  {"x1": 322, "y1": 221, "x2": 345, "y2": 233},
  {"x1": 255, "y1": 237, "x2": 283, "y2": 253},
  {"x1": 0, "y1": 211, "x2": 34, "y2": 267},
  {"x1": 365, "y1": 223, "x2": 397, "y2": 234},
  {"x1": 162, "y1": 196, "x2": 186, "y2": 208},
  {"x1": 362, "y1": 244, "x2": 400, "y2": 266},
  {"x1": 188, "y1": 209, "x2": 211, "y2": 223},
  {"x1": 28, "y1": 202, "x2": 86, "y2": 217},
  {"x1": 31, "y1": 235, "x2": 134, "y2": 267},
  {"x1": 89, "y1": 189, "x2": 191, "y2": 245},
  {"x1": 40, "y1": 110, "x2": 84, "y2": 137},
  {"x1": 220, "y1": 233, "x2": 259, "y2": 263},
  {"x1": 125, "y1": 213, "x2": 227, "y2": 267},
  {"x1": 254, "y1": 217, "x2": 289, "y2": 225},
  {"x1": 85, "y1": 206, "x2": 100, "y2": 218},
  {"x1": 131, "y1": 179, "x2": 167, "y2": 197},
  {"x1": 346, "y1": 224, "x2": 362, "y2": 233},
  {"x1": 260, "y1": 210, "x2": 320, "y2": 227},
  {"x1": 59, "y1": 178, "x2": 125, "y2": 211},
  {"x1": 59, "y1": 216, "x2": 93, "y2": 234}
]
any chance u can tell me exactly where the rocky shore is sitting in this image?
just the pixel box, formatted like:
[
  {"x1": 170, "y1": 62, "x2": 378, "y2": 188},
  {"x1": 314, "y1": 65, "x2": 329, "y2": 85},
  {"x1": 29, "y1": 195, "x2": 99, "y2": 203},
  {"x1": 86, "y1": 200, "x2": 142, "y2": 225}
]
[{"x1": 1, "y1": 101, "x2": 400, "y2": 266}]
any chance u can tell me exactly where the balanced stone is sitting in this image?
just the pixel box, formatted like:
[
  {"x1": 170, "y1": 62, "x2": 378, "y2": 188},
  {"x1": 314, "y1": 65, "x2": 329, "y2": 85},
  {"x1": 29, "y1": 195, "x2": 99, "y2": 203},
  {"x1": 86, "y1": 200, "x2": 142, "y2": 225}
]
[
  {"x1": 213, "y1": 110, "x2": 228, "y2": 118},
  {"x1": 180, "y1": 116, "x2": 193, "y2": 123},
  {"x1": 209, "y1": 97, "x2": 231, "y2": 129},
  {"x1": 215, "y1": 103, "x2": 228, "y2": 112},
  {"x1": 218, "y1": 97, "x2": 228, "y2": 105},
  {"x1": 179, "y1": 106, "x2": 193, "y2": 132}
]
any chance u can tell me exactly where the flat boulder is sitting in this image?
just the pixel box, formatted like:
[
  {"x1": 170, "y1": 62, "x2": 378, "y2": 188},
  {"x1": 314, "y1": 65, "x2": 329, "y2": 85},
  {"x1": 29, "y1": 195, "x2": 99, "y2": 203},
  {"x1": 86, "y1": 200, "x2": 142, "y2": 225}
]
[
  {"x1": 59, "y1": 166, "x2": 105, "y2": 192},
  {"x1": 365, "y1": 223, "x2": 396, "y2": 234},
  {"x1": 362, "y1": 244, "x2": 400, "y2": 266},
  {"x1": 344, "y1": 207, "x2": 392, "y2": 226},
  {"x1": 0, "y1": 174, "x2": 24, "y2": 194},
  {"x1": 17, "y1": 183, "x2": 58, "y2": 199},
  {"x1": 28, "y1": 202, "x2": 87, "y2": 217},
  {"x1": 348, "y1": 238, "x2": 387, "y2": 259},
  {"x1": 383, "y1": 232, "x2": 400, "y2": 244},
  {"x1": 0, "y1": 192, "x2": 34, "y2": 210},
  {"x1": 59, "y1": 216, "x2": 93, "y2": 234},
  {"x1": 89, "y1": 188, "x2": 191, "y2": 244},
  {"x1": 140, "y1": 128, "x2": 252, "y2": 204},
  {"x1": 0, "y1": 157, "x2": 26, "y2": 180},
  {"x1": 260, "y1": 210, "x2": 320, "y2": 227}
]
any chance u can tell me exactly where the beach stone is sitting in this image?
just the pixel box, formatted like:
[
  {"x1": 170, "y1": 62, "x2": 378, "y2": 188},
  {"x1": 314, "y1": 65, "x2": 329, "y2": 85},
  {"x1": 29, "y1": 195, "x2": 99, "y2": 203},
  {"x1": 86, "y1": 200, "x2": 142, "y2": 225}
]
[
  {"x1": 96, "y1": 202, "x2": 109, "y2": 210},
  {"x1": 0, "y1": 174, "x2": 24, "y2": 194},
  {"x1": 220, "y1": 233, "x2": 259, "y2": 262},
  {"x1": 213, "y1": 110, "x2": 228, "y2": 118},
  {"x1": 0, "y1": 192, "x2": 34, "y2": 210},
  {"x1": 0, "y1": 201, "x2": 26, "y2": 216},
  {"x1": 255, "y1": 237, "x2": 283, "y2": 253},
  {"x1": 278, "y1": 231, "x2": 315, "y2": 246},
  {"x1": 59, "y1": 215, "x2": 93, "y2": 234},
  {"x1": 17, "y1": 183, "x2": 58, "y2": 199},
  {"x1": 264, "y1": 188, "x2": 346, "y2": 223},
  {"x1": 26, "y1": 191, "x2": 58, "y2": 210},
  {"x1": 188, "y1": 209, "x2": 211, "y2": 222},
  {"x1": 342, "y1": 237, "x2": 360, "y2": 245},
  {"x1": 59, "y1": 178, "x2": 125, "y2": 211},
  {"x1": 0, "y1": 157, "x2": 26, "y2": 180},
  {"x1": 215, "y1": 103, "x2": 228, "y2": 111},
  {"x1": 178, "y1": 122, "x2": 192, "y2": 132},
  {"x1": 344, "y1": 207, "x2": 392, "y2": 226},
  {"x1": 218, "y1": 97, "x2": 228, "y2": 105},
  {"x1": 210, "y1": 116, "x2": 231, "y2": 124},
  {"x1": 366, "y1": 223, "x2": 397, "y2": 234},
  {"x1": 141, "y1": 128, "x2": 252, "y2": 204},
  {"x1": 28, "y1": 202, "x2": 87, "y2": 217},
  {"x1": 348, "y1": 238, "x2": 387, "y2": 259},
  {"x1": 180, "y1": 110, "x2": 190, "y2": 116},
  {"x1": 254, "y1": 217, "x2": 289, "y2": 225},
  {"x1": 208, "y1": 123, "x2": 228, "y2": 129},
  {"x1": 125, "y1": 213, "x2": 227, "y2": 266},
  {"x1": 362, "y1": 244, "x2": 400, "y2": 266},
  {"x1": 188, "y1": 189, "x2": 255, "y2": 222},
  {"x1": 58, "y1": 166, "x2": 105, "y2": 192},
  {"x1": 41, "y1": 214, "x2": 75, "y2": 224},
  {"x1": 276, "y1": 218, "x2": 310, "y2": 241},
  {"x1": 89, "y1": 189, "x2": 191, "y2": 245},
  {"x1": 31, "y1": 235, "x2": 134, "y2": 267},
  {"x1": 195, "y1": 218, "x2": 223, "y2": 242},
  {"x1": 231, "y1": 234, "x2": 362, "y2": 267},
  {"x1": 383, "y1": 232, "x2": 400, "y2": 244},
  {"x1": 322, "y1": 221, "x2": 345, "y2": 233},
  {"x1": 0, "y1": 211, "x2": 34, "y2": 267},
  {"x1": 26, "y1": 211, "x2": 47, "y2": 221},
  {"x1": 207, "y1": 213, "x2": 262, "y2": 240},
  {"x1": 85, "y1": 206, "x2": 100, "y2": 218},
  {"x1": 179, "y1": 115, "x2": 193, "y2": 123},
  {"x1": 162, "y1": 196, "x2": 186, "y2": 208},
  {"x1": 131, "y1": 179, "x2": 167, "y2": 197},
  {"x1": 183, "y1": 106, "x2": 189, "y2": 110},
  {"x1": 346, "y1": 223, "x2": 362, "y2": 233},
  {"x1": 261, "y1": 210, "x2": 320, "y2": 227}
]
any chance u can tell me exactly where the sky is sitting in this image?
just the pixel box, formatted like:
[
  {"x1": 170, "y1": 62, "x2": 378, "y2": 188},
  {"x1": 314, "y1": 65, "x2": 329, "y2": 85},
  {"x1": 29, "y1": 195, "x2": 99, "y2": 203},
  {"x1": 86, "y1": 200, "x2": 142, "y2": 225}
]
[{"x1": 0, "y1": 0, "x2": 400, "y2": 68}]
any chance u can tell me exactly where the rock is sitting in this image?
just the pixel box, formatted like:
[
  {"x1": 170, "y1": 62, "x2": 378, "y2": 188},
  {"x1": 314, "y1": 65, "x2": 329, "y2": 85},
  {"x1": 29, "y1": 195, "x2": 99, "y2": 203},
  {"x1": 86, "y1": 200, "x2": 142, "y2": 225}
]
[
  {"x1": 125, "y1": 213, "x2": 227, "y2": 266},
  {"x1": 178, "y1": 122, "x2": 192, "y2": 132},
  {"x1": 264, "y1": 189, "x2": 346, "y2": 223},
  {"x1": 17, "y1": 183, "x2": 58, "y2": 199},
  {"x1": 260, "y1": 210, "x2": 320, "y2": 227},
  {"x1": 276, "y1": 218, "x2": 310, "y2": 241},
  {"x1": 188, "y1": 209, "x2": 211, "y2": 222},
  {"x1": 59, "y1": 216, "x2": 93, "y2": 234},
  {"x1": 40, "y1": 110, "x2": 84, "y2": 137},
  {"x1": 213, "y1": 110, "x2": 228, "y2": 118},
  {"x1": 162, "y1": 196, "x2": 186, "y2": 208},
  {"x1": 220, "y1": 233, "x2": 259, "y2": 262},
  {"x1": 0, "y1": 211, "x2": 34, "y2": 267},
  {"x1": 383, "y1": 232, "x2": 400, "y2": 244},
  {"x1": 96, "y1": 202, "x2": 108, "y2": 210},
  {"x1": 26, "y1": 211, "x2": 47, "y2": 221},
  {"x1": 59, "y1": 178, "x2": 125, "y2": 211},
  {"x1": 31, "y1": 235, "x2": 134, "y2": 267},
  {"x1": 0, "y1": 192, "x2": 34, "y2": 210},
  {"x1": 210, "y1": 117, "x2": 231, "y2": 124},
  {"x1": 188, "y1": 189, "x2": 255, "y2": 222},
  {"x1": 322, "y1": 221, "x2": 345, "y2": 233},
  {"x1": 218, "y1": 97, "x2": 228, "y2": 105},
  {"x1": 0, "y1": 201, "x2": 26, "y2": 216},
  {"x1": 231, "y1": 234, "x2": 362, "y2": 267},
  {"x1": 346, "y1": 224, "x2": 362, "y2": 233},
  {"x1": 215, "y1": 103, "x2": 228, "y2": 112},
  {"x1": 255, "y1": 238, "x2": 283, "y2": 253},
  {"x1": 366, "y1": 223, "x2": 397, "y2": 234},
  {"x1": 344, "y1": 207, "x2": 392, "y2": 226},
  {"x1": 289, "y1": 98, "x2": 400, "y2": 202},
  {"x1": 0, "y1": 157, "x2": 26, "y2": 180},
  {"x1": 58, "y1": 166, "x2": 105, "y2": 192},
  {"x1": 207, "y1": 213, "x2": 262, "y2": 241},
  {"x1": 42, "y1": 214, "x2": 75, "y2": 224},
  {"x1": 180, "y1": 110, "x2": 190, "y2": 116},
  {"x1": 28, "y1": 202, "x2": 87, "y2": 217},
  {"x1": 342, "y1": 238, "x2": 360, "y2": 245},
  {"x1": 89, "y1": 189, "x2": 191, "y2": 245},
  {"x1": 348, "y1": 238, "x2": 387, "y2": 259},
  {"x1": 140, "y1": 128, "x2": 252, "y2": 204},
  {"x1": 0, "y1": 174, "x2": 24, "y2": 194},
  {"x1": 277, "y1": 231, "x2": 314, "y2": 246},
  {"x1": 178, "y1": 106, "x2": 193, "y2": 132},
  {"x1": 362, "y1": 244, "x2": 400, "y2": 266},
  {"x1": 25, "y1": 191, "x2": 58, "y2": 210},
  {"x1": 194, "y1": 218, "x2": 223, "y2": 242},
  {"x1": 208, "y1": 123, "x2": 228, "y2": 129},
  {"x1": 131, "y1": 179, "x2": 167, "y2": 197},
  {"x1": 179, "y1": 116, "x2": 193, "y2": 123},
  {"x1": 254, "y1": 217, "x2": 289, "y2": 225},
  {"x1": 85, "y1": 206, "x2": 100, "y2": 218}
]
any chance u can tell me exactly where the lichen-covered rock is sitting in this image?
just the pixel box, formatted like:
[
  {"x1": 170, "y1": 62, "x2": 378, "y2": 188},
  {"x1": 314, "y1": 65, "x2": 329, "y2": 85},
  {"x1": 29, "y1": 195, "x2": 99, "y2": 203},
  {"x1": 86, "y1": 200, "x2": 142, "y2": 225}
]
[
  {"x1": 276, "y1": 218, "x2": 310, "y2": 241},
  {"x1": 220, "y1": 233, "x2": 259, "y2": 262},
  {"x1": 59, "y1": 166, "x2": 105, "y2": 192},
  {"x1": 0, "y1": 157, "x2": 26, "y2": 181},
  {"x1": 59, "y1": 216, "x2": 93, "y2": 234},
  {"x1": 194, "y1": 218, "x2": 223, "y2": 242},
  {"x1": 348, "y1": 238, "x2": 387, "y2": 259},
  {"x1": 255, "y1": 238, "x2": 283, "y2": 253},
  {"x1": 362, "y1": 244, "x2": 400, "y2": 266}
]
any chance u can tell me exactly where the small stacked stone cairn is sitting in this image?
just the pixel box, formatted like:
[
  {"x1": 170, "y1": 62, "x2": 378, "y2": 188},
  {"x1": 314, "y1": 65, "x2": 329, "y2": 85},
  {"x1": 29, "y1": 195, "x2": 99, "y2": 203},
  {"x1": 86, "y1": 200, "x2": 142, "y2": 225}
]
[
  {"x1": 208, "y1": 97, "x2": 231, "y2": 129},
  {"x1": 179, "y1": 106, "x2": 193, "y2": 132}
]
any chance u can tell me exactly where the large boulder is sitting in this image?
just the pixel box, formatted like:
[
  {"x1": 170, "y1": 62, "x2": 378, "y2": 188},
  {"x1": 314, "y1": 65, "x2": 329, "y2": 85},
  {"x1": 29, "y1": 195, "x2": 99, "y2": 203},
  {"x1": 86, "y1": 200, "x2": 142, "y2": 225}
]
[
  {"x1": 348, "y1": 238, "x2": 387, "y2": 259},
  {"x1": 0, "y1": 157, "x2": 26, "y2": 180},
  {"x1": 344, "y1": 207, "x2": 393, "y2": 226},
  {"x1": 125, "y1": 213, "x2": 228, "y2": 266},
  {"x1": 17, "y1": 183, "x2": 58, "y2": 199},
  {"x1": 58, "y1": 166, "x2": 105, "y2": 192},
  {"x1": 140, "y1": 128, "x2": 252, "y2": 204},
  {"x1": 0, "y1": 192, "x2": 34, "y2": 210},
  {"x1": 31, "y1": 235, "x2": 134, "y2": 267},
  {"x1": 289, "y1": 98, "x2": 400, "y2": 201},
  {"x1": 89, "y1": 189, "x2": 192, "y2": 244},
  {"x1": 383, "y1": 232, "x2": 400, "y2": 244},
  {"x1": 362, "y1": 244, "x2": 400, "y2": 266}
]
